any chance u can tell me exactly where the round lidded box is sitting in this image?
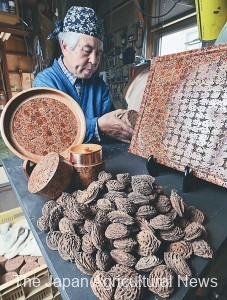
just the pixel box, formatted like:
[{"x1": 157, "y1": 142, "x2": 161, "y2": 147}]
[
  {"x1": 28, "y1": 152, "x2": 73, "y2": 199},
  {"x1": 0, "y1": 87, "x2": 86, "y2": 163}
]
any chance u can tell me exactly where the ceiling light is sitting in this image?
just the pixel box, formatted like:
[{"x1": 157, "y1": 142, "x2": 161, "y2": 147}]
[{"x1": 0, "y1": 32, "x2": 11, "y2": 41}]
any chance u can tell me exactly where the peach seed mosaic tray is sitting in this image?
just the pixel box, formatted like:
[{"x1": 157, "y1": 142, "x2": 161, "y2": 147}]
[
  {"x1": 129, "y1": 43, "x2": 227, "y2": 188},
  {"x1": 0, "y1": 88, "x2": 86, "y2": 163}
]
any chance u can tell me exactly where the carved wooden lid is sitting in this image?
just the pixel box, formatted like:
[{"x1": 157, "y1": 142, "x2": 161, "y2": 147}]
[{"x1": 0, "y1": 87, "x2": 86, "y2": 163}]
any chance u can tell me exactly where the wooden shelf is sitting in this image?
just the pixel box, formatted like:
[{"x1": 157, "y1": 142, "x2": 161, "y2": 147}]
[
  {"x1": 0, "y1": 0, "x2": 19, "y2": 25},
  {"x1": 0, "y1": 11, "x2": 19, "y2": 25}
]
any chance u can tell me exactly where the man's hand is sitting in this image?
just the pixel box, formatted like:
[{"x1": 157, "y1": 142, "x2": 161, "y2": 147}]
[{"x1": 97, "y1": 109, "x2": 134, "y2": 143}]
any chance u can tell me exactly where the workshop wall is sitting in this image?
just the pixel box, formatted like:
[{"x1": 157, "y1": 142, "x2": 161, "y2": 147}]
[
  {"x1": 1, "y1": 0, "x2": 147, "y2": 108},
  {"x1": 97, "y1": 1, "x2": 148, "y2": 109},
  {"x1": 4, "y1": 36, "x2": 33, "y2": 97},
  {"x1": 1, "y1": 0, "x2": 195, "y2": 109}
]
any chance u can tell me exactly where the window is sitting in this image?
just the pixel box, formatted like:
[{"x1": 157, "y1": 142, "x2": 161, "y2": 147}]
[{"x1": 159, "y1": 25, "x2": 202, "y2": 56}]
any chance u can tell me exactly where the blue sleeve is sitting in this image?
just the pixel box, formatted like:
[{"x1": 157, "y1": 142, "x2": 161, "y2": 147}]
[
  {"x1": 84, "y1": 81, "x2": 114, "y2": 143},
  {"x1": 33, "y1": 72, "x2": 63, "y2": 90},
  {"x1": 100, "y1": 81, "x2": 115, "y2": 115},
  {"x1": 33, "y1": 72, "x2": 51, "y2": 87}
]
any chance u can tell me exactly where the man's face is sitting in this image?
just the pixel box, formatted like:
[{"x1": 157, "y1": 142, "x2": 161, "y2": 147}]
[{"x1": 61, "y1": 34, "x2": 103, "y2": 79}]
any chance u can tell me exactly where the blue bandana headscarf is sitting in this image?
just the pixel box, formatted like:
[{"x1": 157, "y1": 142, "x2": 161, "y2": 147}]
[{"x1": 48, "y1": 6, "x2": 104, "y2": 41}]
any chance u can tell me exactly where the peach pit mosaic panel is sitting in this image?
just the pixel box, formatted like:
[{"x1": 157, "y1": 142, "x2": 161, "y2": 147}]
[
  {"x1": 129, "y1": 43, "x2": 227, "y2": 188},
  {"x1": 11, "y1": 97, "x2": 79, "y2": 156}
]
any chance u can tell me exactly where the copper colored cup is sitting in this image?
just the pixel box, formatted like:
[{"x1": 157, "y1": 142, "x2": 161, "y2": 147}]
[
  {"x1": 74, "y1": 161, "x2": 105, "y2": 189},
  {"x1": 69, "y1": 144, "x2": 102, "y2": 165}
]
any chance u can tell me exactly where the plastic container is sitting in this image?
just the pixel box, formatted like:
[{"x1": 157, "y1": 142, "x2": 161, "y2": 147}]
[
  {"x1": 0, "y1": 208, "x2": 62, "y2": 299},
  {"x1": 8, "y1": 0, "x2": 16, "y2": 13},
  {"x1": 0, "y1": 265, "x2": 53, "y2": 300},
  {"x1": 0, "y1": 207, "x2": 24, "y2": 224}
]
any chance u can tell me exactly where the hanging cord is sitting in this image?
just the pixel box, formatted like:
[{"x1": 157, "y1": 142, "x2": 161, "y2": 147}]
[
  {"x1": 134, "y1": 21, "x2": 144, "y2": 49},
  {"x1": 19, "y1": 0, "x2": 33, "y2": 87},
  {"x1": 109, "y1": 0, "x2": 113, "y2": 34},
  {"x1": 0, "y1": 60, "x2": 7, "y2": 99},
  {"x1": 131, "y1": 0, "x2": 182, "y2": 18}
]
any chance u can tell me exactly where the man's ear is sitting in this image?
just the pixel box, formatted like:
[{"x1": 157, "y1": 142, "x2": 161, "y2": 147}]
[{"x1": 60, "y1": 40, "x2": 67, "y2": 52}]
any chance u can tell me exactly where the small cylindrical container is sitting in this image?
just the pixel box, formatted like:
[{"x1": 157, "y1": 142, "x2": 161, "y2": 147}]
[
  {"x1": 69, "y1": 144, "x2": 102, "y2": 165},
  {"x1": 8, "y1": 0, "x2": 16, "y2": 13},
  {"x1": 68, "y1": 144, "x2": 105, "y2": 189}
]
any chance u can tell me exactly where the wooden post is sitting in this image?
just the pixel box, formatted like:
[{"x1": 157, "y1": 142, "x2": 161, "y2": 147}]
[
  {"x1": 0, "y1": 40, "x2": 12, "y2": 101},
  {"x1": 144, "y1": 0, "x2": 154, "y2": 60}
]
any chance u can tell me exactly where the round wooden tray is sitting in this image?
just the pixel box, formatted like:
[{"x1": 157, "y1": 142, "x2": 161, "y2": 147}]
[
  {"x1": 124, "y1": 64, "x2": 150, "y2": 111},
  {"x1": 0, "y1": 87, "x2": 86, "y2": 163}
]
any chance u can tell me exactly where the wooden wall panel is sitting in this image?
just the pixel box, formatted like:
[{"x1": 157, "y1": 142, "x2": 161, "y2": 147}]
[
  {"x1": 5, "y1": 37, "x2": 28, "y2": 53},
  {"x1": 21, "y1": 72, "x2": 34, "y2": 90},
  {"x1": 9, "y1": 72, "x2": 33, "y2": 94},
  {"x1": 6, "y1": 54, "x2": 33, "y2": 73},
  {"x1": 9, "y1": 73, "x2": 21, "y2": 92}
]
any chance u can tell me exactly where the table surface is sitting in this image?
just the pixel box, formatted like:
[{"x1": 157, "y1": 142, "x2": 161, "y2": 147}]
[{"x1": 3, "y1": 142, "x2": 227, "y2": 300}]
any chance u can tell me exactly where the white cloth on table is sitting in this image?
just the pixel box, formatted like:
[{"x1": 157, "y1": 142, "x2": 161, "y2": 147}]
[{"x1": 0, "y1": 218, "x2": 42, "y2": 258}]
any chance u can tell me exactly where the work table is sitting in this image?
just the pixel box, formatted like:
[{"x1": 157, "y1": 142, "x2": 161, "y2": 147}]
[{"x1": 3, "y1": 142, "x2": 227, "y2": 300}]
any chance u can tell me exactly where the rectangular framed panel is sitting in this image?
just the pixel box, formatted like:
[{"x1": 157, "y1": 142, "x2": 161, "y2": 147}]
[{"x1": 129, "y1": 43, "x2": 227, "y2": 188}]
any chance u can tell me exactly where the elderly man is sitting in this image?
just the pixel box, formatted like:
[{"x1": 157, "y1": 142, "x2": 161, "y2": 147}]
[{"x1": 33, "y1": 6, "x2": 133, "y2": 143}]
